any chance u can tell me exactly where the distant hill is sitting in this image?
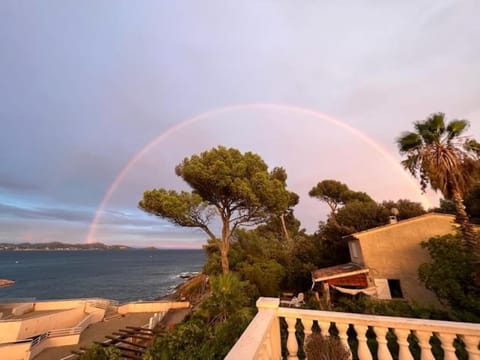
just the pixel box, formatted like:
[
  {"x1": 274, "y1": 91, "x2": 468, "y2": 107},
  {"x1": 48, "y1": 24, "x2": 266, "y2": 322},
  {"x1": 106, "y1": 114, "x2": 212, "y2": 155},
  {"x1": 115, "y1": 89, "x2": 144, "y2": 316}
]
[{"x1": 0, "y1": 241, "x2": 131, "y2": 251}]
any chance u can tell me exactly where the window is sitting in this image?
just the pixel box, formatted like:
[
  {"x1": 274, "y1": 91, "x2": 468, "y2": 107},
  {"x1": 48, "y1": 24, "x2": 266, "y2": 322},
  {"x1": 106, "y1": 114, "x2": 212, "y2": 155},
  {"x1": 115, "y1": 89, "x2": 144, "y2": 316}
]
[
  {"x1": 349, "y1": 241, "x2": 359, "y2": 258},
  {"x1": 387, "y1": 279, "x2": 403, "y2": 298},
  {"x1": 374, "y1": 278, "x2": 404, "y2": 299}
]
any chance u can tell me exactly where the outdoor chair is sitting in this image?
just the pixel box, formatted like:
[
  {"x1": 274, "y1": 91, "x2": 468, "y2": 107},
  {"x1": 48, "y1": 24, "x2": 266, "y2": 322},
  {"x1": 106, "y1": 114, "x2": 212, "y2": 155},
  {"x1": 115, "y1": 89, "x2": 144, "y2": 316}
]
[{"x1": 286, "y1": 292, "x2": 305, "y2": 307}]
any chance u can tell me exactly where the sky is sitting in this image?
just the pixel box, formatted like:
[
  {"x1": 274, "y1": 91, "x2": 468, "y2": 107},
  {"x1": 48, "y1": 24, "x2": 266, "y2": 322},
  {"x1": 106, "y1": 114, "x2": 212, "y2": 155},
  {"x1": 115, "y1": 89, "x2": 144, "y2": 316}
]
[{"x1": 1, "y1": 1, "x2": 479, "y2": 248}]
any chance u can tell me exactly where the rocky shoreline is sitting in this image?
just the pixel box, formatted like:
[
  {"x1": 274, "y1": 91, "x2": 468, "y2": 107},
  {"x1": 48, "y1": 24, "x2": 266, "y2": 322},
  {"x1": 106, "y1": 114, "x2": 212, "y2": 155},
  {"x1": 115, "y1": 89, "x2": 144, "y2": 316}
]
[
  {"x1": 0, "y1": 279, "x2": 14, "y2": 288},
  {"x1": 156, "y1": 273, "x2": 209, "y2": 308}
]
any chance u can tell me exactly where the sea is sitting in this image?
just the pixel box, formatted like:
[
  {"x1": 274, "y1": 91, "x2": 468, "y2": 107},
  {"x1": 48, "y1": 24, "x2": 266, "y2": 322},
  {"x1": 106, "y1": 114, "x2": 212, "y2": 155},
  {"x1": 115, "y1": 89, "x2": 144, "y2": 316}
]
[{"x1": 0, "y1": 249, "x2": 205, "y2": 303}]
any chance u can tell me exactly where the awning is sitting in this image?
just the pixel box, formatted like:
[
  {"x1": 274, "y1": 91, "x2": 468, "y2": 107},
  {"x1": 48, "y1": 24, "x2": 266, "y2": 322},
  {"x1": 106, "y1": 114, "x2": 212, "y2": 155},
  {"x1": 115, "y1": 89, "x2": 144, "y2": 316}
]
[
  {"x1": 330, "y1": 284, "x2": 377, "y2": 296},
  {"x1": 311, "y1": 262, "x2": 369, "y2": 283}
]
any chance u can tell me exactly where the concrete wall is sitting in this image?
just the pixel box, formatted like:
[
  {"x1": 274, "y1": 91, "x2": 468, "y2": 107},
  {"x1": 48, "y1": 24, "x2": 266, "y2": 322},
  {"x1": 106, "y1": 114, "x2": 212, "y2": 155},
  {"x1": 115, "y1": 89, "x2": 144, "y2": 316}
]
[
  {"x1": 0, "y1": 341, "x2": 30, "y2": 360},
  {"x1": 16, "y1": 307, "x2": 84, "y2": 341},
  {"x1": 84, "y1": 308, "x2": 105, "y2": 324},
  {"x1": 118, "y1": 301, "x2": 189, "y2": 314},
  {"x1": 12, "y1": 303, "x2": 34, "y2": 316},
  {"x1": 0, "y1": 321, "x2": 22, "y2": 343},
  {"x1": 352, "y1": 214, "x2": 456, "y2": 305},
  {"x1": 28, "y1": 335, "x2": 80, "y2": 359},
  {"x1": 33, "y1": 300, "x2": 87, "y2": 311}
]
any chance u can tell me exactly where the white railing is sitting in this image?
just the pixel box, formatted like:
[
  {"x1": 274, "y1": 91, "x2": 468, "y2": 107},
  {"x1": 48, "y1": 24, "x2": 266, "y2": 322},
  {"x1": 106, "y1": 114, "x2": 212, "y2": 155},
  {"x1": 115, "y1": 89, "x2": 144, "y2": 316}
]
[
  {"x1": 30, "y1": 333, "x2": 49, "y2": 347},
  {"x1": 27, "y1": 313, "x2": 97, "y2": 359},
  {"x1": 226, "y1": 298, "x2": 480, "y2": 360},
  {"x1": 148, "y1": 311, "x2": 167, "y2": 330},
  {"x1": 47, "y1": 311, "x2": 99, "y2": 338},
  {"x1": 47, "y1": 327, "x2": 82, "y2": 338},
  {"x1": 75, "y1": 312, "x2": 96, "y2": 332}
]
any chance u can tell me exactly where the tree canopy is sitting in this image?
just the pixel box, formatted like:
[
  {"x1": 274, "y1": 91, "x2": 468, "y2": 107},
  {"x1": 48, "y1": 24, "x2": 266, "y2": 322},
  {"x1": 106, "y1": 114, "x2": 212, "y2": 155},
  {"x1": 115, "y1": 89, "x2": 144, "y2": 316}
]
[
  {"x1": 381, "y1": 199, "x2": 426, "y2": 220},
  {"x1": 309, "y1": 180, "x2": 373, "y2": 222},
  {"x1": 419, "y1": 234, "x2": 480, "y2": 321},
  {"x1": 139, "y1": 146, "x2": 295, "y2": 273}
]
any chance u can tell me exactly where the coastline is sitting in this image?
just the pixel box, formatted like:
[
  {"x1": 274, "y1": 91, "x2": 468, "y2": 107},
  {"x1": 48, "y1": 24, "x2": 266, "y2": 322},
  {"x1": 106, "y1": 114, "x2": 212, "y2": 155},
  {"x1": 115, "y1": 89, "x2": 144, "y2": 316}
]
[
  {"x1": 0, "y1": 250, "x2": 205, "y2": 303},
  {"x1": 156, "y1": 273, "x2": 209, "y2": 308},
  {"x1": 0, "y1": 279, "x2": 14, "y2": 288}
]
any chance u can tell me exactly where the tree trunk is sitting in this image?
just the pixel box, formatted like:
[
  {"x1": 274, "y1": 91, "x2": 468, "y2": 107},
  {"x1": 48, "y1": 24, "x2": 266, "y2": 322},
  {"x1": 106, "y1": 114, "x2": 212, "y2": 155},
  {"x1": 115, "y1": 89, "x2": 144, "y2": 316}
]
[
  {"x1": 451, "y1": 189, "x2": 480, "y2": 261},
  {"x1": 280, "y1": 214, "x2": 290, "y2": 241},
  {"x1": 220, "y1": 220, "x2": 230, "y2": 274}
]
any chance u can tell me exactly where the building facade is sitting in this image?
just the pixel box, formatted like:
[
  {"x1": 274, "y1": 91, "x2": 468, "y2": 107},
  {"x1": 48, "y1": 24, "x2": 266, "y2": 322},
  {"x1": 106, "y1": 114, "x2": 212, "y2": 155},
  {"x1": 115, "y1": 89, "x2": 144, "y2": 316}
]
[{"x1": 347, "y1": 213, "x2": 457, "y2": 304}]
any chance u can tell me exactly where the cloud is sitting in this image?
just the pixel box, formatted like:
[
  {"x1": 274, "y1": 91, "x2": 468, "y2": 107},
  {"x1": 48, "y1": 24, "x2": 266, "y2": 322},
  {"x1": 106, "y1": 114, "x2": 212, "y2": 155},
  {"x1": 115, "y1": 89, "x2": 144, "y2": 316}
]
[
  {"x1": 0, "y1": 173, "x2": 40, "y2": 193},
  {"x1": 0, "y1": 1, "x2": 478, "y2": 246},
  {"x1": 0, "y1": 202, "x2": 93, "y2": 223}
]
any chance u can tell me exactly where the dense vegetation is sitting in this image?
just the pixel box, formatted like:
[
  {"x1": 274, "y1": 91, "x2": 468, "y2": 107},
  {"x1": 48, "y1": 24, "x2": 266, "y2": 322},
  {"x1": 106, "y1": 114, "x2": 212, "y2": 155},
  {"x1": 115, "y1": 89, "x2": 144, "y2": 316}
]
[
  {"x1": 419, "y1": 234, "x2": 480, "y2": 322},
  {"x1": 143, "y1": 274, "x2": 255, "y2": 360},
  {"x1": 132, "y1": 114, "x2": 480, "y2": 359}
]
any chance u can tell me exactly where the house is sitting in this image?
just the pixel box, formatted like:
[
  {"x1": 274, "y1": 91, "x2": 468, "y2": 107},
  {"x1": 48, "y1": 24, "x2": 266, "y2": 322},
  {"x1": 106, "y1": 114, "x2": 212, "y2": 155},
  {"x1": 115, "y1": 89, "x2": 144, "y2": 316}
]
[{"x1": 312, "y1": 213, "x2": 458, "y2": 305}]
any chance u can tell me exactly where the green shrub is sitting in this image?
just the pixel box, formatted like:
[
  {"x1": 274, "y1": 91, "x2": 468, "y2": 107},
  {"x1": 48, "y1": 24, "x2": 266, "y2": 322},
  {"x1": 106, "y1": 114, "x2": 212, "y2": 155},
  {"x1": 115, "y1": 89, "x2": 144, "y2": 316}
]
[
  {"x1": 419, "y1": 234, "x2": 480, "y2": 322},
  {"x1": 304, "y1": 333, "x2": 350, "y2": 360},
  {"x1": 336, "y1": 295, "x2": 452, "y2": 321},
  {"x1": 200, "y1": 273, "x2": 254, "y2": 322},
  {"x1": 237, "y1": 259, "x2": 285, "y2": 296},
  {"x1": 80, "y1": 344, "x2": 122, "y2": 360},
  {"x1": 144, "y1": 273, "x2": 255, "y2": 360}
]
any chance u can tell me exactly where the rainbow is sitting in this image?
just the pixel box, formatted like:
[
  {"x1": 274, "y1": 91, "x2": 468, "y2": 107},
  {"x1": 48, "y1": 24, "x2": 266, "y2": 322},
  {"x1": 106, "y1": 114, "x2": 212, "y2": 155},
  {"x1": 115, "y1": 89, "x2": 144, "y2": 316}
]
[{"x1": 86, "y1": 103, "x2": 429, "y2": 243}]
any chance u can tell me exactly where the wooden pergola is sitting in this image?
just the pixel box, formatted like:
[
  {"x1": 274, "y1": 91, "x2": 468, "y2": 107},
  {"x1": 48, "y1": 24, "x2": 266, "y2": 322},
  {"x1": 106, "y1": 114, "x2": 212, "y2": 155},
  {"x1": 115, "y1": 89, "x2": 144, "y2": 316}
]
[{"x1": 71, "y1": 326, "x2": 158, "y2": 359}]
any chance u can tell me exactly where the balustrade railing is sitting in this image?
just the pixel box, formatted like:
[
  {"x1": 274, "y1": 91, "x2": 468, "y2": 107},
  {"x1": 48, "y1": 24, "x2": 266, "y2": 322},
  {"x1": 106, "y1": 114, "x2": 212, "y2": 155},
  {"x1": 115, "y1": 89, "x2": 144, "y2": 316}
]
[
  {"x1": 226, "y1": 298, "x2": 480, "y2": 360},
  {"x1": 30, "y1": 333, "x2": 49, "y2": 349}
]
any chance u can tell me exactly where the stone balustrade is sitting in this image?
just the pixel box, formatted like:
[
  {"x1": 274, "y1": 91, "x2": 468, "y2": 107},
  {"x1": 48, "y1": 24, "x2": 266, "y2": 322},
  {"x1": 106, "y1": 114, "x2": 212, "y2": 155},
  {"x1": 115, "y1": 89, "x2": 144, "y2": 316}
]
[{"x1": 226, "y1": 297, "x2": 480, "y2": 360}]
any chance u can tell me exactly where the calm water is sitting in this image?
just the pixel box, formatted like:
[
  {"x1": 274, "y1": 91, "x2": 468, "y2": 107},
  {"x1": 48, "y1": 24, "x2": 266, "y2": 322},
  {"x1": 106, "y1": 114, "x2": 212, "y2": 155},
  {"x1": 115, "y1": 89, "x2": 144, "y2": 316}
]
[{"x1": 0, "y1": 249, "x2": 205, "y2": 303}]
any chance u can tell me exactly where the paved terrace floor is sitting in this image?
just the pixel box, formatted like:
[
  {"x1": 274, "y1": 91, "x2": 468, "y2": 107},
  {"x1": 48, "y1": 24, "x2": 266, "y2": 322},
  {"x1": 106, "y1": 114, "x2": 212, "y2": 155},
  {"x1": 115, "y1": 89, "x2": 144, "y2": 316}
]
[{"x1": 34, "y1": 309, "x2": 190, "y2": 360}]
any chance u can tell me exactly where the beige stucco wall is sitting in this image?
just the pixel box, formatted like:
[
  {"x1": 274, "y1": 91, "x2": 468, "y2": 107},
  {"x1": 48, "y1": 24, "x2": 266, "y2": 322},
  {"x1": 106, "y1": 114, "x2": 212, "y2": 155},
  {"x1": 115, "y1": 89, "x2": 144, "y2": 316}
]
[
  {"x1": 12, "y1": 303, "x2": 34, "y2": 316},
  {"x1": 0, "y1": 341, "x2": 30, "y2": 360},
  {"x1": 351, "y1": 214, "x2": 457, "y2": 305},
  {"x1": 28, "y1": 334, "x2": 80, "y2": 359},
  {"x1": 0, "y1": 307, "x2": 85, "y2": 343},
  {"x1": 33, "y1": 299, "x2": 87, "y2": 311},
  {"x1": 0, "y1": 321, "x2": 22, "y2": 343},
  {"x1": 118, "y1": 301, "x2": 190, "y2": 314},
  {"x1": 84, "y1": 308, "x2": 105, "y2": 323}
]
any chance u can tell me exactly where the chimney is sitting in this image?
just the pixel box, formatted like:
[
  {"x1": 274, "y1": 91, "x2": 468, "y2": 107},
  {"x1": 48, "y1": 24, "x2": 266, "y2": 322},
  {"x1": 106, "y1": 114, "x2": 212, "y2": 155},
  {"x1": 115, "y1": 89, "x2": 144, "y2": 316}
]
[{"x1": 389, "y1": 208, "x2": 399, "y2": 224}]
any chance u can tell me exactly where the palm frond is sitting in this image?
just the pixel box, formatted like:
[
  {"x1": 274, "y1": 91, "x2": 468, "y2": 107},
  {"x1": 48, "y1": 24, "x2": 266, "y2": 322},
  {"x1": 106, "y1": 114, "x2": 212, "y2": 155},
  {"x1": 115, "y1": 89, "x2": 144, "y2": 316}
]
[
  {"x1": 446, "y1": 119, "x2": 469, "y2": 140},
  {"x1": 401, "y1": 154, "x2": 420, "y2": 175},
  {"x1": 430, "y1": 113, "x2": 446, "y2": 132},
  {"x1": 397, "y1": 132, "x2": 422, "y2": 152},
  {"x1": 414, "y1": 113, "x2": 446, "y2": 144},
  {"x1": 465, "y1": 139, "x2": 480, "y2": 158}
]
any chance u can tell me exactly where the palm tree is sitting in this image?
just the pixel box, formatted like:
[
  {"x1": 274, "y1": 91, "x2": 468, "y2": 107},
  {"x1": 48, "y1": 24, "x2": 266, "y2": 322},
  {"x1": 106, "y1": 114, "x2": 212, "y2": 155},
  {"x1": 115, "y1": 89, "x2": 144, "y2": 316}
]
[{"x1": 397, "y1": 113, "x2": 480, "y2": 260}]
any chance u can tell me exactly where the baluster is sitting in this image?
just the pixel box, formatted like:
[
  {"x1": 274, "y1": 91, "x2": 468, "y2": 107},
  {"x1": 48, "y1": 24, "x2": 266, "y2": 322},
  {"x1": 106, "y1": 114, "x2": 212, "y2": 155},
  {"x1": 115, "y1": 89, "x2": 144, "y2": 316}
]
[
  {"x1": 373, "y1": 326, "x2": 393, "y2": 360},
  {"x1": 394, "y1": 328, "x2": 414, "y2": 360},
  {"x1": 285, "y1": 317, "x2": 299, "y2": 360},
  {"x1": 336, "y1": 322, "x2": 352, "y2": 357},
  {"x1": 355, "y1": 324, "x2": 372, "y2": 360},
  {"x1": 414, "y1": 330, "x2": 434, "y2": 360},
  {"x1": 303, "y1": 318, "x2": 314, "y2": 350},
  {"x1": 318, "y1": 320, "x2": 330, "y2": 337},
  {"x1": 462, "y1": 334, "x2": 480, "y2": 360},
  {"x1": 437, "y1": 333, "x2": 458, "y2": 360}
]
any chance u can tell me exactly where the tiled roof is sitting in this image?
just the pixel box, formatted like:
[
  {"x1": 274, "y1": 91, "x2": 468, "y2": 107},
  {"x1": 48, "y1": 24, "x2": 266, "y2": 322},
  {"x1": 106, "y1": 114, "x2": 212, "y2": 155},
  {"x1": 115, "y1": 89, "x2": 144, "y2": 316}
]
[{"x1": 311, "y1": 262, "x2": 368, "y2": 282}]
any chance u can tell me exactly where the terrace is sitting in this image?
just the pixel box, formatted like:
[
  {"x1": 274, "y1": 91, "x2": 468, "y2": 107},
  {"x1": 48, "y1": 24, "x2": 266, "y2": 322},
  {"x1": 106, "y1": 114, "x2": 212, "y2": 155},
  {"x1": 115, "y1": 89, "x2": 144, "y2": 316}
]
[
  {"x1": 226, "y1": 298, "x2": 480, "y2": 360},
  {"x1": 0, "y1": 298, "x2": 190, "y2": 360}
]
